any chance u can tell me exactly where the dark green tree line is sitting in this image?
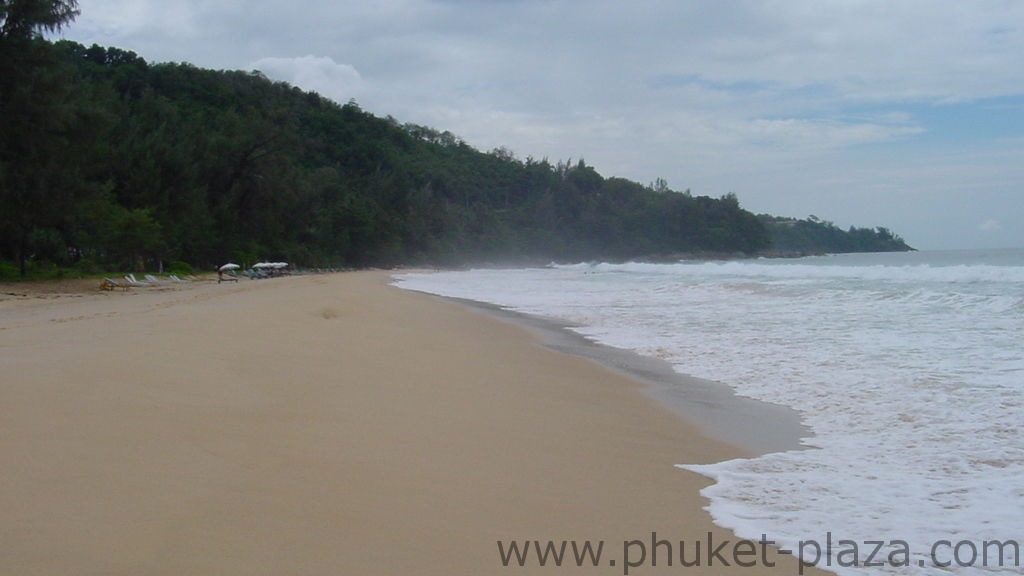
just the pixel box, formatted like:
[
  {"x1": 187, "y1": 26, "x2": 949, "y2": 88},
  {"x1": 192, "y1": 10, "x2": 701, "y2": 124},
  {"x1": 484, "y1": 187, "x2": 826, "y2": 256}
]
[
  {"x1": 759, "y1": 215, "x2": 913, "y2": 254},
  {"x1": 0, "y1": 0, "x2": 87, "y2": 275},
  {"x1": 1, "y1": 4, "x2": 910, "y2": 277}
]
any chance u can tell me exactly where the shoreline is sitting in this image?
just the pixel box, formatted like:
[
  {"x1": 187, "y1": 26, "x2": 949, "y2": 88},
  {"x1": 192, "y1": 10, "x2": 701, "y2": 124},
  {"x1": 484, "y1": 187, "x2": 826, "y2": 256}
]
[
  {"x1": 1, "y1": 272, "x2": 823, "y2": 575},
  {"x1": 427, "y1": 292, "x2": 810, "y2": 457}
]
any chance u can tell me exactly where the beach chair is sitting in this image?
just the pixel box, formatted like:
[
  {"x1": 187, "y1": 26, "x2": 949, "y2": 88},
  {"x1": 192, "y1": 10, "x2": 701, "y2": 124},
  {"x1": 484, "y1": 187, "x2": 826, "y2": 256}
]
[
  {"x1": 169, "y1": 275, "x2": 188, "y2": 283},
  {"x1": 100, "y1": 278, "x2": 129, "y2": 291},
  {"x1": 123, "y1": 274, "x2": 149, "y2": 287},
  {"x1": 144, "y1": 274, "x2": 170, "y2": 285},
  {"x1": 218, "y1": 271, "x2": 239, "y2": 284}
]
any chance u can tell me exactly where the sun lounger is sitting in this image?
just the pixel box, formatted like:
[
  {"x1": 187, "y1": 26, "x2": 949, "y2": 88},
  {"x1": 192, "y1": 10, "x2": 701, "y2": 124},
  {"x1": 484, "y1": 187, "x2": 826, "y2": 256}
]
[
  {"x1": 144, "y1": 274, "x2": 170, "y2": 285},
  {"x1": 169, "y1": 275, "x2": 188, "y2": 283},
  {"x1": 123, "y1": 274, "x2": 150, "y2": 287},
  {"x1": 100, "y1": 278, "x2": 129, "y2": 291}
]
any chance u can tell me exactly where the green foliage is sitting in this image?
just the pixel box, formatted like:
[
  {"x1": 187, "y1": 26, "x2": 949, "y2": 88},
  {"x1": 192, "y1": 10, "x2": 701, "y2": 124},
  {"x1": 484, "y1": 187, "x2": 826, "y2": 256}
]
[
  {"x1": 0, "y1": 257, "x2": 63, "y2": 280},
  {"x1": 759, "y1": 215, "x2": 914, "y2": 254},
  {"x1": 0, "y1": 260, "x2": 19, "y2": 279},
  {"x1": 167, "y1": 260, "x2": 192, "y2": 275},
  {"x1": 0, "y1": 36, "x2": 911, "y2": 273},
  {"x1": 0, "y1": 0, "x2": 79, "y2": 42},
  {"x1": 73, "y1": 256, "x2": 102, "y2": 275}
]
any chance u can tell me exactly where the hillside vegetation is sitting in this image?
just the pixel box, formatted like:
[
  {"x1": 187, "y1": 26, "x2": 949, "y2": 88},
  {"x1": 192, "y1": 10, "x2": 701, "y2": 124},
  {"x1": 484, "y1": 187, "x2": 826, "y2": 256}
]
[
  {"x1": 1, "y1": 14, "x2": 911, "y2": 277},
  {"x1": 760, "y1": 215, "x2": 912, "y2": 256}
]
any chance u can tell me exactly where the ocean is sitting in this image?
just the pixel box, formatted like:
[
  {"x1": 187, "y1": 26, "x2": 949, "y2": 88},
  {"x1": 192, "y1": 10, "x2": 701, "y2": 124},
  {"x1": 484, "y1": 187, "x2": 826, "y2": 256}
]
[{"x1": 393, "y1": 249, "x2": 1024, "y2": 575}]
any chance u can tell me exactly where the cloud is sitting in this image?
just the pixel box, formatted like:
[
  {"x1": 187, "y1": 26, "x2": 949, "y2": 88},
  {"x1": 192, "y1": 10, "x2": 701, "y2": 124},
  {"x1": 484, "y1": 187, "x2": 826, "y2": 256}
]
[
  {"x1": 250, "y1": 56, "x2": 365, "y2": 104},
  {"x1": 738, "y1": 116, "x2": 924, "y2": 151},
  {"x1": 69, "y1": 0, "x2": 202, "y2": 48},
  {"x1": 979, "y1": 219, "x2": 1002, "y2": 232}
]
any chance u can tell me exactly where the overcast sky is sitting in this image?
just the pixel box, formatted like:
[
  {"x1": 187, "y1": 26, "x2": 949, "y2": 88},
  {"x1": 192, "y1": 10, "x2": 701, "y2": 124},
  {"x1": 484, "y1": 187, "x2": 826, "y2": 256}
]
[{"x1": 61, "y1": 0, "x2": 1024, "y2": 250}]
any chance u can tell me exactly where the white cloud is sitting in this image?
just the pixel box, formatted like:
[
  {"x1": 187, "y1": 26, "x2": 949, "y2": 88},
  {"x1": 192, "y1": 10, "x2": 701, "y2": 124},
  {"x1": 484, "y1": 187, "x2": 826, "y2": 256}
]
[
  {"x1": 250, "y1": 56, "x2": 365, "y2": 104},
  {"x1": 72, "y1": 0, "x2": 200, "y2": 41},
  {"x1": 736, "y1": 116, "x2": 924, "y2": 151},
  {"x1": 979, "y1": 219, "x2": 1002, "y2": 232}
]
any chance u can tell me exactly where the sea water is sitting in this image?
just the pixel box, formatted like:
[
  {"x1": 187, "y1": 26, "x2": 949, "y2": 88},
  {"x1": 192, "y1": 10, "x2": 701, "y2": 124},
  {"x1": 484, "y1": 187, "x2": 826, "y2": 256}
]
[{"x1": 393, "y1": 249, "x2": 1024, "y2": 575}]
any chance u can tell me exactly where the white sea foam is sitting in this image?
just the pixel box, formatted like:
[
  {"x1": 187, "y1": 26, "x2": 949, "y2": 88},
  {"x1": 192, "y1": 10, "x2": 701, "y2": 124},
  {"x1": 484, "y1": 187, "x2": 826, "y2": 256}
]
[{"x1": 393, "y1": 250, "x2": 1024, "y2": 575}]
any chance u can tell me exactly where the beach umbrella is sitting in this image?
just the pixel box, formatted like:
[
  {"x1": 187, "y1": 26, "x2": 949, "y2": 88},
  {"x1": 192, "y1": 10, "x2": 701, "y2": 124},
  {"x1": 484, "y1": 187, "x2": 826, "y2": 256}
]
[{"x1": 219, "y1": 263, "x2": 240, "y2": 271}]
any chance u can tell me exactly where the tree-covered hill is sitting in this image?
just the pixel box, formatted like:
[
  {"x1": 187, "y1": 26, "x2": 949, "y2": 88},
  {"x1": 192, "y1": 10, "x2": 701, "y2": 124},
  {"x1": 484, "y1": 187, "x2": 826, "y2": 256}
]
[
  {"x1": 1, "y1": 7, "x2": 912, "y2": 277},
  {"x1": 759, "y1": 215, "x2": 914, "y2": 255},
  {"x1": 2, "y1": 39, "x2": 781, "y2": 274}
]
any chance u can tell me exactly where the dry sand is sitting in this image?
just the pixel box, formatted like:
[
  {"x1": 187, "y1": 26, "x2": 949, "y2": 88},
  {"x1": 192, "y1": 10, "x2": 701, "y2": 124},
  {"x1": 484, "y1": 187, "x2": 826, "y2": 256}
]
[{"x1": 0, "y1": 272, "x2": 822, "y2": 575}]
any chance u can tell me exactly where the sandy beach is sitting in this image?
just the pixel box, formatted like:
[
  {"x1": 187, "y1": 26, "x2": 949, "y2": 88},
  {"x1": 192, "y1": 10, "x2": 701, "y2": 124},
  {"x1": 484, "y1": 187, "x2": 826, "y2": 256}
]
[{"x1": 0, "y1": 272, "x2": 821, "y2": 575}]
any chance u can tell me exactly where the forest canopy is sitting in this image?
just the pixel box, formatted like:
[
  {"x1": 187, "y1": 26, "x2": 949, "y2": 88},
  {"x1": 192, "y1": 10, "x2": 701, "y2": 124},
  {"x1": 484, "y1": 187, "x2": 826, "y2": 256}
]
[
  {"x1": 759, "y1": 215, "x2": 911, "y2": 255},
  {"x1": 1, "y1": 11, "x2": 912, "y2": 277}
]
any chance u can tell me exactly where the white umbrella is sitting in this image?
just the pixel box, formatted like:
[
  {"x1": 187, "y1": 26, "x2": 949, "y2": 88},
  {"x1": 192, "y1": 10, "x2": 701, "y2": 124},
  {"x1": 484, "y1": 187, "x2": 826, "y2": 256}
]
[{"x1": 219, "y1": 263, "x2": 240, "y2": 271}]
